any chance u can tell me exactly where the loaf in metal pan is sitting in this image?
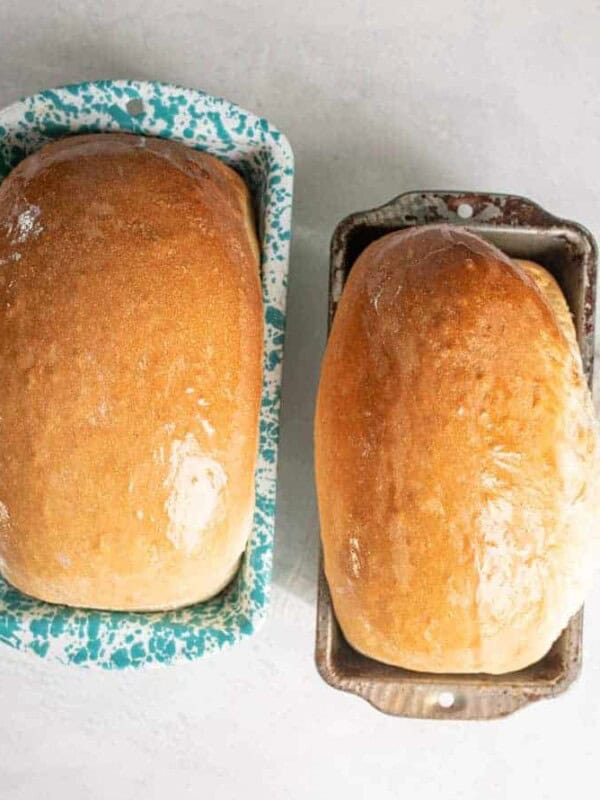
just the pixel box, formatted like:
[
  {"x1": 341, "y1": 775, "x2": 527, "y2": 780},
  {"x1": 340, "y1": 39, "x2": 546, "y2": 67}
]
[{"x1": 315, "y1": 224, "x2": 600, "y2": 674}]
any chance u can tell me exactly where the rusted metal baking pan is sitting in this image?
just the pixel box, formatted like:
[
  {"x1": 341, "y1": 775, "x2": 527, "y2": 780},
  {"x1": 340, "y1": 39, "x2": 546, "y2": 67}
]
[{"x1": 316, "y1": 191, "x2": 598, "y2": 720}]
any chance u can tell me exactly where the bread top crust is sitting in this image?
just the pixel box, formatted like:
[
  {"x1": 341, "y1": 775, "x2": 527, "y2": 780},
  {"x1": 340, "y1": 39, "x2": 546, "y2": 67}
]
[
  {"x1": 0, "y1": 133, "x2": 263, "y2": 610},
  {"x1": 316, "y1": 225, "x2": 599, "y2": 673}
]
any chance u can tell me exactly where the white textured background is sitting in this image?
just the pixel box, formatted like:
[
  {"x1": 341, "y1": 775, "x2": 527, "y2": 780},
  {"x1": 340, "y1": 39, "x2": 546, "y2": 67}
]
[{"x1": 1, "y1": 2, "x2": 599, "y2": 798}]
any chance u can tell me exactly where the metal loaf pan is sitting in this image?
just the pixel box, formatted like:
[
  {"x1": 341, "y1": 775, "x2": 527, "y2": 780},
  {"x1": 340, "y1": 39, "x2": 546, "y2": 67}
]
[{"x1": 315, "y1": 191, "x2": 598, "y2": 720}]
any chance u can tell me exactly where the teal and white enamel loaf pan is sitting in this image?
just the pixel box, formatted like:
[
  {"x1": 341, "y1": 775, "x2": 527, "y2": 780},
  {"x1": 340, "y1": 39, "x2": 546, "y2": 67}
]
[{"x1": 0, "y1": 80, "x2": 294, "y2": 668}]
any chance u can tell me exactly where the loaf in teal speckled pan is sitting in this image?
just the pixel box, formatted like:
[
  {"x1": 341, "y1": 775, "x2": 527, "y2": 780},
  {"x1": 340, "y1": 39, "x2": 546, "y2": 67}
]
[{"x1": 0, "y1": 80, "x2": 294, "y2": 667}]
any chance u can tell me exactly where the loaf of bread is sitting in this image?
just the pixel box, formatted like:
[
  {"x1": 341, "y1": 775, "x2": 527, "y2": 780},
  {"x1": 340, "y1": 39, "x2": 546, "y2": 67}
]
[
  {"x1": 0, "y1": 133, "x2": 263, "y2": 611},
  {"x1": 315, "y1": 224, "x2": 600, "y2": 674}
]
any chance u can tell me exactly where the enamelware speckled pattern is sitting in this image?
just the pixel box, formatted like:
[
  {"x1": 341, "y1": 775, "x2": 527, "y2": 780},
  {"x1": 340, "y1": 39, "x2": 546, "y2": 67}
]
[{"x1": 0, "y1": 80, "x2": 294, "y2": 667}]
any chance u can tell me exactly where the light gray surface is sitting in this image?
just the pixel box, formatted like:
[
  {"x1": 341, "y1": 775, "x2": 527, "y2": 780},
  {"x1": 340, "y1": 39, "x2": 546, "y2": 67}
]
[{"x1": 0, "y1": 2, "x2": 599, "y2": 798}]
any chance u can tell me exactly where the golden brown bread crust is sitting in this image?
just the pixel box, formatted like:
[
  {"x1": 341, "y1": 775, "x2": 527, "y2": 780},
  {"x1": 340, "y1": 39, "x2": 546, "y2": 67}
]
[
  {"x1": 315, "y1": 226, "x2": 600, "y2": 674},
  {"x1": 0, "y1": 133, "x2": 263, "y2": 610}
]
